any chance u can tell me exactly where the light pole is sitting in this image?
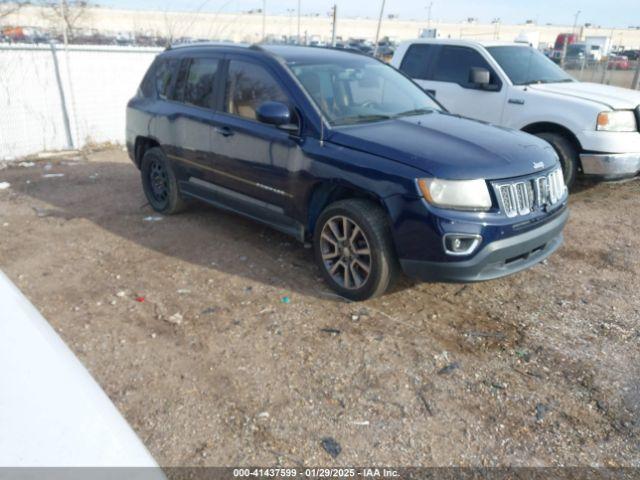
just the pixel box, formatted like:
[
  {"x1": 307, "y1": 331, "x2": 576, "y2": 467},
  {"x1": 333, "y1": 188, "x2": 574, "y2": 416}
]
[
  {"x1": 373, "y1": 0, "x2": 386, "y2": 57},
  {"x1": 297, "y1": 0, "x2": 301, "y2": 45},
  {"x1": 330, "y1": 4, "x2": 337, "y2": 47},
  {"x1": 427, "y1": 2, "x2": 433, "y2": 29},
  {"x1": 261, "y1": 0, "x2": 266, "y2": 42},
  {"x1": 572, "y1": 10, "x2": 581, "y2": 35}
]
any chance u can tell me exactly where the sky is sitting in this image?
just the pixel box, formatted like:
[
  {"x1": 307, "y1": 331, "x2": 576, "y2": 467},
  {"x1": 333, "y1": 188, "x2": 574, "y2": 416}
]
[{"x1": 95, "y1": 0, "x2": 639, "y2": 28}]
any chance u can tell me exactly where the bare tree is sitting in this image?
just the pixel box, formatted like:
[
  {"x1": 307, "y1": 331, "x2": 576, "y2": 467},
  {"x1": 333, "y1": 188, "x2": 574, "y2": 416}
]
[
  {"x1": 40, "y1": 0, "x2": 90, "y2": 42},
  {"x1": 161, "y1": 0, "x2": 213, "y2": 47},
  {"x1": 0, "y1": 1, "x2": 29, "y2": 21},
  {"x1": 162, "y1": 9, "x2": 182, "y2": 46}
]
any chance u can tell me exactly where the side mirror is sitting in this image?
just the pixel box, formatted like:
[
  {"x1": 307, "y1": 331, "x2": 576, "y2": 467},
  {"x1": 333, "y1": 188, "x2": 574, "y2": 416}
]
[
  {"x1": 256, "y1": 101, "x2": 291, "y2": 126},
  {"x1": 469, "y1": 67, "x2": 490, "y2": 86}
]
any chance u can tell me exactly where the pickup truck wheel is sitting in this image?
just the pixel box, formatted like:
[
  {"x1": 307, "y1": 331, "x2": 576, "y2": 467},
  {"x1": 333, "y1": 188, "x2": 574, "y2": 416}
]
[
  {"x1": 534, "y1": 132, "x2": 578, "y2": 189},
  {"x1": 141, "y1": 147, "x2": 186, "y2": 214},
  {"x1": 314, "y1": 199, "x2": 398, "y2": 301}
]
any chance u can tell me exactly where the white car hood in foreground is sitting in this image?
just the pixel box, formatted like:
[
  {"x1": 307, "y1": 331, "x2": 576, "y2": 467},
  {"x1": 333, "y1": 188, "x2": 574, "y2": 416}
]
[
  {"x1": 0, "y1": 270, "x2": 164, "y2": 476},
  {"x1": 529, "y1": 82, "x2": 640, "y2": 110}
]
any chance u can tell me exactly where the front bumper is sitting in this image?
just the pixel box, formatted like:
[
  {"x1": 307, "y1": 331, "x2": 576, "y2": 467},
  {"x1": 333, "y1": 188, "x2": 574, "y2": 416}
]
[
  {"x1": 580, "y1": 152, "x2": 640, "y2": 179},
  {"x1": 400, "y1": 208, "x2": 568, "y2": 283}
]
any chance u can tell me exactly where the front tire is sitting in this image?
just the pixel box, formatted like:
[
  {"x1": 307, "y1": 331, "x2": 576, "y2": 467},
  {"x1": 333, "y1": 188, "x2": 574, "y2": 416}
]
[
  {"x1": 314, "y1": 199, "x2": 398, "y2": 301},
  {"x1": 534, "y1": 132, "x2": 579, "y2": 190},
  {"x1": 140, "y1": 147, "x2": 186, "y2": 215}
]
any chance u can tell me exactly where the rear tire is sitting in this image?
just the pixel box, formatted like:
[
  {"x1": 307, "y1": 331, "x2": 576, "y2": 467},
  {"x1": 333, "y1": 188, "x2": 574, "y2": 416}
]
[
  {"x1": 534, "y1": 132, "x2": 579, "y2": 190},
  {"x1": 140, "y1": 147, "x2": 186, "y2": 215},
  {"x1": 314, "y1": 199, "x2": 398, "y2": 301}
]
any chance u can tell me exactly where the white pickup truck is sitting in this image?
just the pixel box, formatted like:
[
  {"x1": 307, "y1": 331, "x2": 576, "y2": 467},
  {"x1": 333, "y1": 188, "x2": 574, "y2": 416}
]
[{"x1": 391, "y1": 39, "x2": 640, "y2": 187}]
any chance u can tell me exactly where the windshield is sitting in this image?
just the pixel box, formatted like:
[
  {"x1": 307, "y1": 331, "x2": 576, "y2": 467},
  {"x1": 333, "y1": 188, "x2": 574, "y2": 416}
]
[
  {"x1": 487, "y1": 46, "x2": 574, "y2": 86},
  {"x1": 567, "y1": 44, "x2": 585, "y2": 56},
  {"x1": 287, "y1": 56, "x2": 441, "y2": 126}
]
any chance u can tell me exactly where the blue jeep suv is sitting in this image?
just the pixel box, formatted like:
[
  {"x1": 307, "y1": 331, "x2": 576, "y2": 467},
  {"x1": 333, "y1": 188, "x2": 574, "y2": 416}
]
[{"x1": 126, "y1": 44, "x2": 569, "y2": 300}]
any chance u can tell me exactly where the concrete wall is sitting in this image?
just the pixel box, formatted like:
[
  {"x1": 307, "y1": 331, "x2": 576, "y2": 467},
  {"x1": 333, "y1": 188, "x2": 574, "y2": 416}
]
[
  {"x1": 3, "y1": 5, "x2": 640, "y2": 48},
  {"x1": 0, "y1": 44, "x2": 160, "y2": 160}
]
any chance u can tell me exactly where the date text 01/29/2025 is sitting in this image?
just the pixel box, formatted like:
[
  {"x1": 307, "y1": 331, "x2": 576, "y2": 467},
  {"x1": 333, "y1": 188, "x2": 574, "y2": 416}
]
[{"x1": 232, "y1": 468, "x2": 400, "y2": 478}]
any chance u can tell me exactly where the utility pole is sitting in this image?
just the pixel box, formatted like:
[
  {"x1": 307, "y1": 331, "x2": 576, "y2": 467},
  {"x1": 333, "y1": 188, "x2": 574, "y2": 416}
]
[
  {"x1": 373, "y1": 0, "x2": 385, "y2": 57},
  {"x1": 60, "y1": 0, "x2": 69, "y2": 46},
  {"x1": 287, "y1": 8, "x2": 294, "y2": 38},
  {"x1": 561, "y1": 10, "x2": 580, "y2": 68},
  {"x1": 427, "y1": 2, "x2": 433, "y2": 29},
  {"x1": 261, "y1": 0, "x2": 266, "y2": 42},
  {"x1": 330, "y1": 4, "x2": 337, "y2": 47},
  {"x1": 297, "y1": 0, "x2": 301, "y2": 45}
]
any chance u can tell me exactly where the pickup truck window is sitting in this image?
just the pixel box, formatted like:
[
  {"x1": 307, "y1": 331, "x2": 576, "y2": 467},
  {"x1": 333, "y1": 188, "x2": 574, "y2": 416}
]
[
  {"x1": 432, "y1": 46, "x2": 499, "y2": 88},
  {"x1": 399, "y1": 44, "x2": 437, "y2": 80},
  {"x1": 288, "y1": 56, "x2": 440, "y2": 126},
  {"x1": 486, "y1": 46, "x2": 574, "y2": 86}
]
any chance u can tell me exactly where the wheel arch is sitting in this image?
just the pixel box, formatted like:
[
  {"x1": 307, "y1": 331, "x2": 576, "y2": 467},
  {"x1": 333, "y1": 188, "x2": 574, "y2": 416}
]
[
  {"x1": 304, "y1": 180, "x2": 390, "y2": 238},
  {"x1": 133, "y1": 136, "x2": 161, "y2": 169},
  {"x1": 521, "y1": 122, "x2": 583, "y2": 152}
]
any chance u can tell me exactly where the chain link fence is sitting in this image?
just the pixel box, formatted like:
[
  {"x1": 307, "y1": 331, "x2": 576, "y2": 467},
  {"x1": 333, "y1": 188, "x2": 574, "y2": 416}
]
[{"x1": 562, "y1": 59, "x2": 640, "y2": 89}]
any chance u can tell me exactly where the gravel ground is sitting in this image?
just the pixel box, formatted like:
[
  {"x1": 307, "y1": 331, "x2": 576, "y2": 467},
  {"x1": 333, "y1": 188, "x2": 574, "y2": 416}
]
[{"x1": 0, "y1": 148, "x2": 639, "y2": 467}]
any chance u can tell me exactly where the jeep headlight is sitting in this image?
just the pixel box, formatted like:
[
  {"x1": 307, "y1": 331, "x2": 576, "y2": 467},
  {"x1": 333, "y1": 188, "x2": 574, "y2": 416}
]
[
  {"x1": 417, "y1": 178, "x2": 492, "y2": 211},
  {"x1": 596, "y1": 111, "x2": 637, "y2": 132}
]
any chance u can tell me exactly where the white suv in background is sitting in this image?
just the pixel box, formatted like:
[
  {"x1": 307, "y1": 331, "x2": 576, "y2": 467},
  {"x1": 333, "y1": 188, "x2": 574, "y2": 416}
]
[{"x1": 391, "y1": 39, "x2": 640, "y2": 187}]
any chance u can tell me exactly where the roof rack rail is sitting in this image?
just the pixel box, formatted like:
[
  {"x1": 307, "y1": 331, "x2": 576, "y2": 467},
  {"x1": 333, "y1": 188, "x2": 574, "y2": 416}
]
[{"x1": 165, "y1": 41, "x2": 249, "y2": 51}]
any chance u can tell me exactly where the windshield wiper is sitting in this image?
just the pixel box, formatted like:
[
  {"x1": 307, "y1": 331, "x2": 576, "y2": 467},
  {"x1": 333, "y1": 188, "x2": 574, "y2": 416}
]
[
  {"x1": 335, "y1": 114, "x2": 393, "y2": 125},
  {"x1": 393, "y1": 108, "x2": 434, "y2": 118}
]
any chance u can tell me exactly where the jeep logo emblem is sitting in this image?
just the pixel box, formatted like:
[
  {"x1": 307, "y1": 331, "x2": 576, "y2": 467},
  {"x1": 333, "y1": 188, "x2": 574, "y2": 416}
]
[{"x1": 533, "y1": 161, "x2": 545, "y2": 170}]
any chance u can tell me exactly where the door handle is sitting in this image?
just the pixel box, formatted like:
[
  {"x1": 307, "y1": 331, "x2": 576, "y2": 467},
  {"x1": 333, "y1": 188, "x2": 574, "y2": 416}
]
[{"x1": 215, "y1": 126, "x2": 234, "y2": 137}]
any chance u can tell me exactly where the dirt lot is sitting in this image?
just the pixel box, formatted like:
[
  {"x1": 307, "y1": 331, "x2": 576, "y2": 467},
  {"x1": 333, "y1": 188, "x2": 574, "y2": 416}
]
[{"x1": 0, "y1": 148, "x2": 639, "y2": 467}]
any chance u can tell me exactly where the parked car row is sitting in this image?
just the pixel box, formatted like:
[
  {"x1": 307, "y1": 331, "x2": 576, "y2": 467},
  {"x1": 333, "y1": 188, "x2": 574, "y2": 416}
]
[
  {"x1": 0, "y1": 26, "x2": 170, "y2": 47},
  {"x1": 560, "y1": 45, "x2": 635, "y2": 70},
  {"x1": 607, "y1": 54, "x2": 632, "y2": 70},
  {"x1": 619, "y1": 49, "x2": 640, "y2": 61}
]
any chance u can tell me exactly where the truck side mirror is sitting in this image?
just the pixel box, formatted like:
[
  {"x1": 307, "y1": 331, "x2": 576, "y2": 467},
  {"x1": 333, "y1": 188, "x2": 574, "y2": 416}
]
[{"x1": 469, "y1": 67, "x2": 490, "y2": 86}]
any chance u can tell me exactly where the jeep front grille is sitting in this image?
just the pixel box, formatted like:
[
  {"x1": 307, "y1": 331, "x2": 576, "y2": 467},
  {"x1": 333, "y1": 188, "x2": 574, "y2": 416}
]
[{"x1": 496, "y1": 168, "x2": 566, "y2": 218}]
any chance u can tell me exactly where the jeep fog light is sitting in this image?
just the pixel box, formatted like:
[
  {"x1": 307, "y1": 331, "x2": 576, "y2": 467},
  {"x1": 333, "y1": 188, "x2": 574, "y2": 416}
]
[{"x1": 443, "y1": 234, "x2": 482, "y2": 256}]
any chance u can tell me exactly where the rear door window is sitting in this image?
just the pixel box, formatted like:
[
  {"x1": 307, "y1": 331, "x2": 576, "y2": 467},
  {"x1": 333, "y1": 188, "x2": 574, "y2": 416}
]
[
  {"x1": 182, "y1": 58, "x2": 220, "y2": 109},
  {"x1": 399, "y1": 44, "x2": 437, "y2": 80}
]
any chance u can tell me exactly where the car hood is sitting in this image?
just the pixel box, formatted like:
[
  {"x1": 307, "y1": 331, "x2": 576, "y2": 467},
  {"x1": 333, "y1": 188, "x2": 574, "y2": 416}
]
[
  {"x1": 529, "y1": 82, "x2": 640, "y2": 109},
  {"x1": 327, "y1": 112, "x2": 558, "y2": 180}
]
